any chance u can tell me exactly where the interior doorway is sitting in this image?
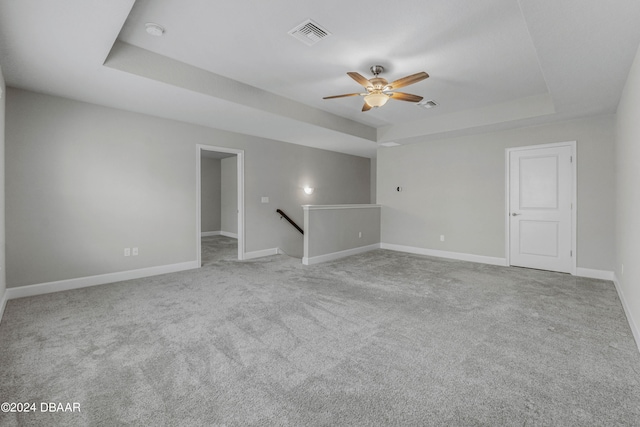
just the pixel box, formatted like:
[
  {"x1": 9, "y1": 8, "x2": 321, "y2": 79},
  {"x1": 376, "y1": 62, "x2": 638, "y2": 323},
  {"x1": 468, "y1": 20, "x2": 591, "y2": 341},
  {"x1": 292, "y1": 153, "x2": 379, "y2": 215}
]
[
  {"x1": 506, "y1": 141, "x2": 576, "y2": 274},
  {"x1": 196, "y1": 144, "x2": 244, "y2": 265}
]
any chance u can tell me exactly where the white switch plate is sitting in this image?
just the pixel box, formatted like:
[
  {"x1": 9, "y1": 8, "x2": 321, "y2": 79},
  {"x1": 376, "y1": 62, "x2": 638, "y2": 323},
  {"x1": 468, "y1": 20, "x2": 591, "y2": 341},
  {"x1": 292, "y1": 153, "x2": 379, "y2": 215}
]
[
  {"x1": 132, "y1": 247, "x2": 138, "y2": 256},
  {"x1": 124, "y1": 248, "x2": 131, "y2": 256},
  {"x1": 358, "y1": 232, "x2": 362, "y2": 238},
  {"x1": 261, "y1": 197, "x2": 269, "y2": 203},
  {"x1": 440, "y1": 235, "x2": 445, "y2": 242}
]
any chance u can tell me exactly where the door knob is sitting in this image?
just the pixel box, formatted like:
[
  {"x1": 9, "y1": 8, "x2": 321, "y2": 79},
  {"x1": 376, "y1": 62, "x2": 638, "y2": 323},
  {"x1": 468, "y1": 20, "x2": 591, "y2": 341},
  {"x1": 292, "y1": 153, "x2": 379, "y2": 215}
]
[{"x1": 511, "y1": 213, "x2": 521, "y2": 216}]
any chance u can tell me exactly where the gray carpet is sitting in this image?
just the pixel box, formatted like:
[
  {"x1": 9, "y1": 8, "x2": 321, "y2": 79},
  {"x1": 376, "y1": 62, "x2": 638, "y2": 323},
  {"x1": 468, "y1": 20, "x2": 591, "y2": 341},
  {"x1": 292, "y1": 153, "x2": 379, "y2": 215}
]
[
  {"x1": 201, "y1": 235, "x2": 238, "y2": 266},
  {"x1": 1, "y1": 236, "x2": 639, "y2": 426}
]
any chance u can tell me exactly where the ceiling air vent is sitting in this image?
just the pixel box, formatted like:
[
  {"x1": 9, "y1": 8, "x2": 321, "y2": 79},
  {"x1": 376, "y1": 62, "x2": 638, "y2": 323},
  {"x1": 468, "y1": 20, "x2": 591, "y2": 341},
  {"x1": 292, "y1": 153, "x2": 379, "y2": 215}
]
[
  {"x1": 288, "y1": 19, "x2": 331, "y2": 46},
  {"x1": 417, "y1": 100, "x2": 438, "y2": 109}
]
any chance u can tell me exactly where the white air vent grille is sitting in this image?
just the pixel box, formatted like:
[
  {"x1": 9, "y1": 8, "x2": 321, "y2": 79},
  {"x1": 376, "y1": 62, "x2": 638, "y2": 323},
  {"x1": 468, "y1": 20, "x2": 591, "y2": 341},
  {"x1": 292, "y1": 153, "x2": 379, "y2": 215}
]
[
  {"x1": 288, "y1": 19, "x2": 331, "y2": 46},
  {"x1": 417, "y1": 100, "x2": 438, "y2": 109}
]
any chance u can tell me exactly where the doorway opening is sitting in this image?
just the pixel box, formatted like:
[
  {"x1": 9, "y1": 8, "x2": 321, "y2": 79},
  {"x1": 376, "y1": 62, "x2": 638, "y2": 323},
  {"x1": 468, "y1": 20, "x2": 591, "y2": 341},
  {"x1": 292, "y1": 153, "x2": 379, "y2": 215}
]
[
  {"x1": 505, "y1": 141, "x2": 576, "y2": 274},
  {"x1": 196, "y1": 144, "x2": 244, "y2": 266}
]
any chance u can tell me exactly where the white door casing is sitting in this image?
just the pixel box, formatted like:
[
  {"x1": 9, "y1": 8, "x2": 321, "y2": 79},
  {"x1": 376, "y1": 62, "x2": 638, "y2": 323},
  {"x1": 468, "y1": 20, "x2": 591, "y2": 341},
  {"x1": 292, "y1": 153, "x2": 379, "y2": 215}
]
[
  {"x1": 196, "y1": 144, "x2": 245, "y2": 264},
  {"x1": 507, "y1": 142, "x2": 576, "y2": 274}
]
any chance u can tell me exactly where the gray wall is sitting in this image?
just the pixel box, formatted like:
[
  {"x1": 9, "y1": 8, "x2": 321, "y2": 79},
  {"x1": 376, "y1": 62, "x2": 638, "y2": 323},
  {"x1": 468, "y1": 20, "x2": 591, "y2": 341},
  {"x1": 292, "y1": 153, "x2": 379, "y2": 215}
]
[
  {"x1": 303, "y1": 206, "x2": 380, "y2": 261},
  {"x1": 370, "y1": 157, "x2": 377, "y2": 204},
  {"x1": 615, "y1": 42, "x2": 640, "y2": 345},
  {"x1": 378, "y1": 115, "x2": 615, "y2": 271},
  {"x1": 220, "y1": 156, "x2": 237, "y2": 235},
  {"x1": 0, "y1": 67, "x2": 6, "y2": 303},
  {"x1": 5, "y1": 88, "x2": 371, "y2": 287},
  {"x1": 200, "y1": 157, "x2": 221, "y2": 232}
]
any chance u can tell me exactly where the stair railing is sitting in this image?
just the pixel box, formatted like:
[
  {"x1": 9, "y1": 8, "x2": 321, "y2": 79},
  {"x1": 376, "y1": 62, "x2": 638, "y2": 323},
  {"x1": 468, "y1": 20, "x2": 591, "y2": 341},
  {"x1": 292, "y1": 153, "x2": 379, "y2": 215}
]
[{"x1": 276, "y1": 209, "x2": 304, "y2": 235}]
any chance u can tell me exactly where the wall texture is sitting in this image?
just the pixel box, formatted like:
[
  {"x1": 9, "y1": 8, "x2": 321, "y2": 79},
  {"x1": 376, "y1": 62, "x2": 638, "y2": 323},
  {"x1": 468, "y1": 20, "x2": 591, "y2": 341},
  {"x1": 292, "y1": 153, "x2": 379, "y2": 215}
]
[
  {"x1": 5, "y1": 88, "x2": 371, "y2": 288},
  {"x1": 303, "y1": 205, "x2": 381, "y2": 263},
  {"x1": 378, "y1": 115, "x2": 615, "y2": 271},
  {"x1": 0, "y1": 67, "x2": 6, "y2": 305},
  {"x1": 615, "y1": 42, "x2": 640, "y2": 347},
  {"x1": 370, "y1": 157, "x2": 377, "y2": 204},
  {"x1": 200, "y1": 157, "x2": 221, "y2": 232},
  {"x1": 220, "y1": 156, "x2": 237, "y2": 235}
]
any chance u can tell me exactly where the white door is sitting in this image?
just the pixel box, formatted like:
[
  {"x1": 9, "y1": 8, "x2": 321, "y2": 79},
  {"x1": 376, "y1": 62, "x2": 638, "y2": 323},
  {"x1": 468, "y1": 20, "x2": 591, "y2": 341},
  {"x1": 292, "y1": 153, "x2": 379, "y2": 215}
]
[{"x1": 508, "y1": 144, "x2": 574, "y2": 273}]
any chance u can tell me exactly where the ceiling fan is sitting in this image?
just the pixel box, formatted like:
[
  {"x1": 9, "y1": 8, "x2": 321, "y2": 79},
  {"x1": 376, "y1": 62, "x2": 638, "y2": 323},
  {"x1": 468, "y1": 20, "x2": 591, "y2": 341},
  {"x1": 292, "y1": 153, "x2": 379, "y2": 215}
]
[{"x1": 323, "y1": 65, "x2": 429, "y2": 112}]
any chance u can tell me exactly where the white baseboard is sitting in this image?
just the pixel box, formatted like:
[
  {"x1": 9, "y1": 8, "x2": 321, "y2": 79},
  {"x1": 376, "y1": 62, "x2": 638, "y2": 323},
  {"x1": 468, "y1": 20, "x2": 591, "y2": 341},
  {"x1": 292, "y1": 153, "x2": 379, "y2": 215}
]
[
  {"x1": 244, "y1": 248, "x2": 279, "y2": 260},
  {"x1": 613, "y1": 274, "x2": 640, "y2": 353},
  {"x1": 303, "y1": 244, "x2": 381, "y2": 266},
  {"x1": 575, "y1": 268, "x2": 615, "y2": 281},
  {"x1": 4, "y1": 261, "x2": 199, "y2": 301},
  {"x1": 0, "y1": 289, "x2": 8, "y2": 325},
  {"x1": 380, "y1": 243, "x2": 508, "y2": 266},
  {"x1": 201, "y1": 231, "x2": 238, "y2": 239}
]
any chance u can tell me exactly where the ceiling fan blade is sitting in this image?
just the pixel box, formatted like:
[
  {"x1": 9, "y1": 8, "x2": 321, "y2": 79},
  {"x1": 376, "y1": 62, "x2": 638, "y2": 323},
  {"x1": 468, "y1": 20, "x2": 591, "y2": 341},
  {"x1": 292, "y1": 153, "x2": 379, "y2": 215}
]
[
  {"x1": 389, "y1": 92, "x2": 424, "y2": 102},
  {"x1": 347, "y1": 72, "x2": 373, "y2": 88},
  {"x1": 323, "y1": 93, "x2": 363, "y2": 99},
  {"x1": 385, "y1": 72, "x2": 429, "y2": 90},
  {"x1": 362, "y1": 102, "x2": 372, "y2": 112}
]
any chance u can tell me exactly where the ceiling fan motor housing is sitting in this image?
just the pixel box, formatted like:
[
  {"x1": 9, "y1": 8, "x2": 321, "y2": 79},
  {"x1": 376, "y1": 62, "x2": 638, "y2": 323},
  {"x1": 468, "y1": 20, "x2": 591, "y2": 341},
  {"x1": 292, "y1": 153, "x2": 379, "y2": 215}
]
[
  {"x1": 369, "y1": 66, "x2": 388, "y2": 90},
  {"x1": 369, "y1": 77, "x2": 388, "y2": 91}
]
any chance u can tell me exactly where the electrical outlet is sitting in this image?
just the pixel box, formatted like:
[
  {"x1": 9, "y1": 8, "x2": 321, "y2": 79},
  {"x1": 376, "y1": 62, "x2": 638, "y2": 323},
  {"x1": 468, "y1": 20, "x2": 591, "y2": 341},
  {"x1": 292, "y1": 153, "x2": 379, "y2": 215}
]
[
  {"x1": 261, "y1": 197, "x2": 269, "y2": 203},
  {"x1": 358, "y1": 232, "x2": 362, "y2": 238},
  {"x1": 132, "y1": 247, "x2": 139, "y2": 256},
  {"x1": 440, "y1": 235, "x2": 445, "y2": 242},
  {"x1": 124, "y1": 248, "x2": 131, "y2": 257}
]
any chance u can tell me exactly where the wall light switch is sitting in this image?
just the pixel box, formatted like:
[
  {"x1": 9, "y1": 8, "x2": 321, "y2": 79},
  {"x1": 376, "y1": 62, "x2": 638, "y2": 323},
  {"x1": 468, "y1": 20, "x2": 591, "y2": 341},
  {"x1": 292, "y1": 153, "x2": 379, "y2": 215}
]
[
  {"x1": 132, "y1": 247, "x2": 139, "y2": 256},
  {"x1": 124, "y1": 248, "x2": 131, "y2": 257},
  {"x1": 261, "y1": 197, "x2": 269, "y2": 203},
  {"x1": 440, "y1": 235, "x2": 445, "y2": 242}
]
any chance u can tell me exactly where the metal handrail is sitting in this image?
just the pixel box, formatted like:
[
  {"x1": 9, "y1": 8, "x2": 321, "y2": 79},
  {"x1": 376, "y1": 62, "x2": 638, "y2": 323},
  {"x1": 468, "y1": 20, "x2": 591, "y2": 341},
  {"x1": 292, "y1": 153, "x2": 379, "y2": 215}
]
[{"x1": 276, "y1": 209, "x2": 303, "y2": 235}]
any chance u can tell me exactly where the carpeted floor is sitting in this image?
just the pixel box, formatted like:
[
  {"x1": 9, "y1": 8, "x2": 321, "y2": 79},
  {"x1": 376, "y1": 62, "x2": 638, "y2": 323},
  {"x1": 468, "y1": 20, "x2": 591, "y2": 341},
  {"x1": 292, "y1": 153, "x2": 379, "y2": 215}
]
[
  {"x1": 1, "y1": 236, "x2": 639, "y2": 426},
  {"x1": 201, "y1": 235, "x2": 238, "y2": 266}
]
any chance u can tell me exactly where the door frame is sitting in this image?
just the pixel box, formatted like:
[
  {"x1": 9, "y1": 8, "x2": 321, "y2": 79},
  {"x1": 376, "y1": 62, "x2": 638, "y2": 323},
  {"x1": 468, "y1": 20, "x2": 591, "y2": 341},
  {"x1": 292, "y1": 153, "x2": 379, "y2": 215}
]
[
  {"x1": 196, "y1": 144, "x2": 245, "y2": 264},
  {"x1": 505, "y1": 141, "x2": 577, "y2": 275}
]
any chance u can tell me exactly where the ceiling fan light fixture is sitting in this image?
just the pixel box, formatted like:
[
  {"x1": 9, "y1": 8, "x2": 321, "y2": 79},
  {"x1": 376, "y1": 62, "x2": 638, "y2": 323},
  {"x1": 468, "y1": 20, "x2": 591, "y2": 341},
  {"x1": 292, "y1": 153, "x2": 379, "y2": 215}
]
[{"x1": 364, "y1": 93, "x2": 389, "y2": 108}]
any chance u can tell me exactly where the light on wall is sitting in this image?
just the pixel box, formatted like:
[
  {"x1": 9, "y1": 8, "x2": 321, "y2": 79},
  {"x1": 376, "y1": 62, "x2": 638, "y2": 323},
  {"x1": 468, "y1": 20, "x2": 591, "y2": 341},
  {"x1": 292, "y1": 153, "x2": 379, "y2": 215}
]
[{"x1": 303, "y1": 186, "x2": 315, "y2": 195}]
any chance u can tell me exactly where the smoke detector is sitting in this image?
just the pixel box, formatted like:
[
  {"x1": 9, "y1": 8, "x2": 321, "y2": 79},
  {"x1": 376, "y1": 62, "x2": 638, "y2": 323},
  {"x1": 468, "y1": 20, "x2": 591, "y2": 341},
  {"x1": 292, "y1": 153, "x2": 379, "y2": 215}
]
[
  {"x1": 145, "y1": 23, "x2": 165, "y2": 37},
  {"x1": 288, "y1": 19, "x2": 331, "y2": 46}
]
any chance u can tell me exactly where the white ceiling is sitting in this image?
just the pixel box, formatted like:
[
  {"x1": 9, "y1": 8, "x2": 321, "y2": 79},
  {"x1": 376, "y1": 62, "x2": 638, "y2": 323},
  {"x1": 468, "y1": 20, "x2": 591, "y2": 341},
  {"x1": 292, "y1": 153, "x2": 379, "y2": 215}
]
[{"x1": 1, "y1": 0, "x2": 640, "y2": 158}]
